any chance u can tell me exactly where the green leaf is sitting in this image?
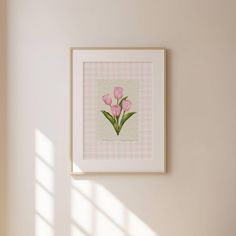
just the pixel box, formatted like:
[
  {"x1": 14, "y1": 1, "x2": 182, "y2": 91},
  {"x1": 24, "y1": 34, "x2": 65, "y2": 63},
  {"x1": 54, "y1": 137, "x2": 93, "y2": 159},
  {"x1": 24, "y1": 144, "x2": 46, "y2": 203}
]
[
  {"x1": 117, "y1": 96, "x2": 128, "y2": 122},
  {"x1": 101, "y1": 111, "x2": 119, "y2": 135},
  {"x1": 120, "y1": 112, "x2": 136, "y2": 129},
  {"x1": 119, "y1": 96, "x2": 128, "y2": 106}
]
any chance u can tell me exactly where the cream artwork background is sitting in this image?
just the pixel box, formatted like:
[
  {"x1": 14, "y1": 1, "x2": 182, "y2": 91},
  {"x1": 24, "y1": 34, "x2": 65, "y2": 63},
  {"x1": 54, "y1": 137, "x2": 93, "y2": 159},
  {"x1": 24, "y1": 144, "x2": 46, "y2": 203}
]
[{"x1": 96, "y1": 79, "x2": 139, "y2": 141}]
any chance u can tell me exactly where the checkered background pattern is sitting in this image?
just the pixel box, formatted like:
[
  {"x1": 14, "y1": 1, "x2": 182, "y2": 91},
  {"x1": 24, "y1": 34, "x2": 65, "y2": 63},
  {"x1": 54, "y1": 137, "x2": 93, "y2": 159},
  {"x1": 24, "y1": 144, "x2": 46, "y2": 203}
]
[{"x1": 83, "y1": 62, "x2": 153, "y2": 160}]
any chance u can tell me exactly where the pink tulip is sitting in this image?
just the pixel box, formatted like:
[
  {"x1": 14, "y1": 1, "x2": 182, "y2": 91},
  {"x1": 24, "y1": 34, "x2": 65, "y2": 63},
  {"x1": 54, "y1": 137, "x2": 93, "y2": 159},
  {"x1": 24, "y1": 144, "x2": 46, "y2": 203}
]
[
  {"x1": 102, "y1": 94, "x2": 112, "y2": 105},
  {"x1": 114, "y1": 87, "x2": 123, "y2": 99},
  {"x1": 111, "y1": 105, "x2": 121, "y2": 117},
  {"x1": 122, "y1": 99, "x2": 132, "y2": 111}
]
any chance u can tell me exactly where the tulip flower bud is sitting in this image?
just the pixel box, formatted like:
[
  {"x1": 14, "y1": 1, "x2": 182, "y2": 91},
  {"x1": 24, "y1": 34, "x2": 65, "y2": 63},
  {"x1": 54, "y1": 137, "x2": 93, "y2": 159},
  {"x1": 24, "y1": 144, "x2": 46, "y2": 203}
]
[
  {"x1": 111, "y1": 105, "x2": 121, "y2": 117},
  {"x1": 122, "y1": 99, "x2": 132, "y2": 112},
  {"x1": 114, "y1": 87, "x2": 123, "y2": 99},
  {"x1": 102, "y1": 94, "x2": 112, "y2": 105}
]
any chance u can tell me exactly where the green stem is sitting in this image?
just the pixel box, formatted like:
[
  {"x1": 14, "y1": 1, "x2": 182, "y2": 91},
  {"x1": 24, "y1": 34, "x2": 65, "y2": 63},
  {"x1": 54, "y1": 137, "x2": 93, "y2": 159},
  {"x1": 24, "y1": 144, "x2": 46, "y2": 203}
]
[
  {"x1": 119, "y1": 111, "x2": 125, "y2": 133},
  {"x1": 115, "y1": 116, "x2": 120, "y2": 135},
  {"x1": 122, "y1": 111, "x2": 126, "y2": 120}
]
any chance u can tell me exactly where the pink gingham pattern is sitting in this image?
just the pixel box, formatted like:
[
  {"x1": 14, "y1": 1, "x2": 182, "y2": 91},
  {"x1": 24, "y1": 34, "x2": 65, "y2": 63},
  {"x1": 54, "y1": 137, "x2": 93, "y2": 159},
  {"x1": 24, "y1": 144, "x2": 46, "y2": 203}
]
[{"x1": 83, "y1": 62, "x2": 153, "y2": 160}]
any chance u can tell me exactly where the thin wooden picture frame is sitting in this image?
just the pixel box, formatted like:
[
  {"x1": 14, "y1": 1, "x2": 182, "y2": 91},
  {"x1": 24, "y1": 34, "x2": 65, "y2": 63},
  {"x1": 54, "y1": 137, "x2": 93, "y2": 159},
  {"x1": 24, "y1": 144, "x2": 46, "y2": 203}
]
[{"x1": 70, "y1": 47, "x2": 166, "y2": 174}]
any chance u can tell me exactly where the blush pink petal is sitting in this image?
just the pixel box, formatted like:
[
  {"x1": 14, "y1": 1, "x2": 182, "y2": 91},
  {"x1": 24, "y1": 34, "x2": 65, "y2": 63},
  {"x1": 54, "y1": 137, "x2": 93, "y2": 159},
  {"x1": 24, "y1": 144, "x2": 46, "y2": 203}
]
[
  {"x1": 111, "y1": 105, "x2": 121, "y2": 116},
  {"x1": 102, "y1": 94, "x2": 112, "y2": 105},
  {"x1": 122, "y1": 99, "x2": 132, "y2": 111},
  {"x1": 114, "y1": 87, "x2": 123, "y2": 99}
]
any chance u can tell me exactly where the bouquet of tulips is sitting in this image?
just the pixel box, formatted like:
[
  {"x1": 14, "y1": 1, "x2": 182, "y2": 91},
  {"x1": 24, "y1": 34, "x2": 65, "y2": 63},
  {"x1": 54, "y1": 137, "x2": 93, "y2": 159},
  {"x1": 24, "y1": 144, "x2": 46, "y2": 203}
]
[{"x1": 101, "y1": 87, "x2": 136, "y2": 135}]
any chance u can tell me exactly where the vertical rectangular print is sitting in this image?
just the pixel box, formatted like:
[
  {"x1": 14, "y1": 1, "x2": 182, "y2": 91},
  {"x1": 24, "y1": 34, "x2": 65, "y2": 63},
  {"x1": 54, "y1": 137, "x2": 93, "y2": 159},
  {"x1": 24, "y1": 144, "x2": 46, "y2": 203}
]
[{"x1": 72, "y1": 48, "x2": 165, "y2": 173}]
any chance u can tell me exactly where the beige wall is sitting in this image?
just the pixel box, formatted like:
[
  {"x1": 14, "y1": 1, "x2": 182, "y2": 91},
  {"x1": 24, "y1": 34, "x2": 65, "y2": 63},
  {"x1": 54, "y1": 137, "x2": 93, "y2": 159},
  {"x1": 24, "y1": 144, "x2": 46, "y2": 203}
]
[
  {"x1": 6, "y1": 0, "x2": 236, "y2": 236},
  {"x1": 0, "y1": 0, "x2": 6, "y2": 235}
]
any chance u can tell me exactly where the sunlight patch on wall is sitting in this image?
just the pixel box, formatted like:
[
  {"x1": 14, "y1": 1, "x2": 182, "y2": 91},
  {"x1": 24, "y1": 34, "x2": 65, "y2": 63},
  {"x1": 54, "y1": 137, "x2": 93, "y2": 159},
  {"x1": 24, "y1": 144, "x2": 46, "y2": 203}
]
[
  {"x1": 35, "y1": 129, "x2": 54, "y2": 167},
  {"x1": 35, "y1": 157, "x2": 54, "y2": 193},
  {"x1": 35, "y1": 184, "x2": 54, "y2": 224},
  {"x1": 35, "y1": 129, "x2": 54, "y2": 236},
  {"x1": 71, "y1": 179, "x2": 158, "y2": 236},
  {"x1": 96, "y1": 184, "x2": 124, "y2": 227},
  {"x1": 71, "y1": 187, "x2": 93, "y2": 234},
  {"x1": 35, "y1": 215, "x2": 54, "y2": 236},
  {"x1": 128, "y1": 210, "x2": 156, "y2": 236},
  {"x1": 71, "y1": 223, "x2": 89, "y2": 236}
]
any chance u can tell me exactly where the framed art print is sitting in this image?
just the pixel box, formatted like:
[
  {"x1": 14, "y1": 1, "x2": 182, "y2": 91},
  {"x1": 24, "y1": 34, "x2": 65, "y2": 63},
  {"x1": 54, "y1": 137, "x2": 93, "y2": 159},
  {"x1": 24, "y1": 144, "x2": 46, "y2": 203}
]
[{"x1": 70, "y1": 48, "x2": 166, "y2": 174}]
